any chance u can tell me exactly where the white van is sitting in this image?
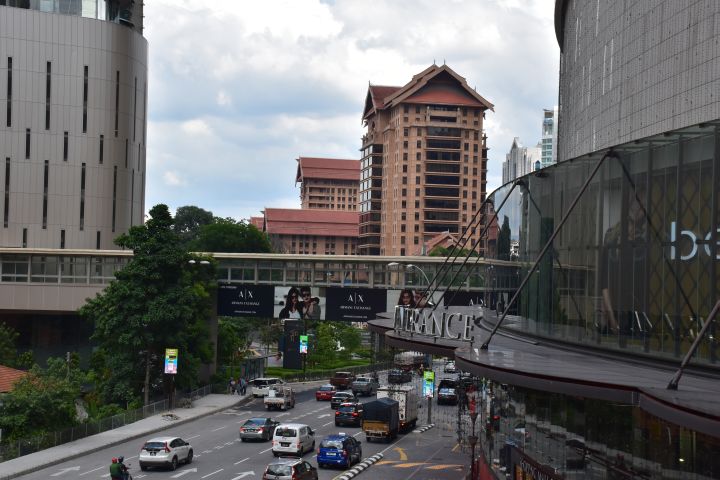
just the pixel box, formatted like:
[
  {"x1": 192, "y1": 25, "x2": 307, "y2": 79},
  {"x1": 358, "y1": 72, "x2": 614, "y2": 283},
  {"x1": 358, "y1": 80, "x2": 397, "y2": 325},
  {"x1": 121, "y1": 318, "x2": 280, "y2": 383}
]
[
  {"x1": 251, "y1": 377, "x2": 285, "y2": 397},
  {"x1": 271, "y1": 423, "x2": 315, "y2": 456}
]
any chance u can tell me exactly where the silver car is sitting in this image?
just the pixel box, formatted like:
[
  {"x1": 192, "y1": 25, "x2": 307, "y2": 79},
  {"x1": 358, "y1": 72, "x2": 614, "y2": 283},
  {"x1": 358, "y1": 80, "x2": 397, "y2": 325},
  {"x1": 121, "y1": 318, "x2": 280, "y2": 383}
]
[
  {"x1": 139, "y1": 436, "x2": 193, "y2": 471},
  {"x1": 263, "y1": 457, "x2": 318, "y2": 480}
]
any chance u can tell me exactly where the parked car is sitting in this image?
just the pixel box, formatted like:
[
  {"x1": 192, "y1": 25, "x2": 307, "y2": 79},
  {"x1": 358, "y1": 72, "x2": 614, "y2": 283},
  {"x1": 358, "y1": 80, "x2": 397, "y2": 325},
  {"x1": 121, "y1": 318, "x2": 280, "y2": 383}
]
[
  {"x1": 438, "y1": 378, "x2": 458, "y2": 390},
  {"x1": 263, "y1": 457, "x2": 318, "y2": 480},
  {"x1": 264, "y1": 386, "x2": 296, "y2": 411},
  {"x1": 239, "y1": 417, "x2": 280, "y2": 442},
  {"x1": 315, "y1": 384, "x2": 337, "y2": 401},
  {"x1": 387, "y1": 369, "x2": 412, "y2": 384},
  {"x1": 317, "y1": 433, "x2": 363, "y2": 469},
  {"x1": 330, "y1": 392, "x2": 357, "y2": 409},
  {"x1": 335, "y1": 402, "x2": 364, "y2": 427},
  {"x1": 252, "y1": 378, "x2": 285, "y2": 397},
  {"x1": 437, "y1": 387, "x2": 458, "y2": 405},
  {"x1": 271, "y1": 423, "x2": 315, "y2": 457},
  {"x1": 330, "y1": 371, "x2": 356, "y2": 390},
  {"x1": 351, "y1": 376, "x2": 379, "y2": 396},
  {"x1": 443, "y1": 361, "x2": 457, "y2": 373},
  {"x1": 139, "y1": 436, "x2": 193, "y2": 471}
]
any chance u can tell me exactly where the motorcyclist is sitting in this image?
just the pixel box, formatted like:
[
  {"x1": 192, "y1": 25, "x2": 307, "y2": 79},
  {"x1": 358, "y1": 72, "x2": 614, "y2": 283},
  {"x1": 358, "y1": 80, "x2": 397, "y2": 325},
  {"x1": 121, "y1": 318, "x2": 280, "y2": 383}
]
[
  {"x1": 109, "y1": 458, "x2": 122, "y2": 480},
  {"x1": 118, "y1": 456, "x2": 130, "y2": 480}
]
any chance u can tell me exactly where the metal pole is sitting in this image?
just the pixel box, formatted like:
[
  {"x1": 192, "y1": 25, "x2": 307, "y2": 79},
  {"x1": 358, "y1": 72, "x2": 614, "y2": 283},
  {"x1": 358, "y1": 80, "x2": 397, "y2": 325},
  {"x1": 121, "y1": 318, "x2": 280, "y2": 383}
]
[{"x1": 667, "y1": 299, "x2": 720, "y2": 389}]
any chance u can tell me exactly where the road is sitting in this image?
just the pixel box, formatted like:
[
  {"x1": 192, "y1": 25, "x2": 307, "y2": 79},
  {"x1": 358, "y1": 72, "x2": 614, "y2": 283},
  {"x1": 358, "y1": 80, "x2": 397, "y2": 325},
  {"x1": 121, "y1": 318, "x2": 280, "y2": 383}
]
[{"x1": 16, "y1": 370, "x2": 468, "y2": 480}]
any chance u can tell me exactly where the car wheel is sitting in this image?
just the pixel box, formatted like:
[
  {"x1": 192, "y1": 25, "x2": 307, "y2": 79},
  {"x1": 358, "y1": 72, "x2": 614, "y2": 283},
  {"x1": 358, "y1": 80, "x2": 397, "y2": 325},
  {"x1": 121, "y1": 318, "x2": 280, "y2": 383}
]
[
  {"x1": 170, "y1": 457, "x2": 178, "y2": 471},
  {"x1": 140, "y1": 464, "x2": 148, "y2": 472},
  {"x1": 335, "y1": 421, "x2": 340, "y2": 426},
  {"x1": 273, "y1": 451, "x2": 279, "y2": 457},
  {"x1": 240, "y1": 437, "x2": 246, "y2": 442},
  {"x1": 186, "y1": 450, "x2": 193, "y2": 464},
  {"x1": 318, "y1": 463, "x2": 325, "y2": 469}
]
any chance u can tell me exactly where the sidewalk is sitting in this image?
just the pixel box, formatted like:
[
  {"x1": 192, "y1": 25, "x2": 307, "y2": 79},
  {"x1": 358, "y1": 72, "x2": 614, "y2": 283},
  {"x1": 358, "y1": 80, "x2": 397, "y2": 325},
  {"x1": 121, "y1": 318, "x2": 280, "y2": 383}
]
[{"x1": 0, "y1": 393, "x2": 248, "y2": 480}]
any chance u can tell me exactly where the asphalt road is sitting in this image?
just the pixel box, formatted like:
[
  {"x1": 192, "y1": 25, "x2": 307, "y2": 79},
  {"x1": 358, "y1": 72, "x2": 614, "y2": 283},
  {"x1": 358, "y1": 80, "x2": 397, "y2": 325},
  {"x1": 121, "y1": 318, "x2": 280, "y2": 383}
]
[{"x1": 16, "y1": 370, "x2": 468, "y2": 480}]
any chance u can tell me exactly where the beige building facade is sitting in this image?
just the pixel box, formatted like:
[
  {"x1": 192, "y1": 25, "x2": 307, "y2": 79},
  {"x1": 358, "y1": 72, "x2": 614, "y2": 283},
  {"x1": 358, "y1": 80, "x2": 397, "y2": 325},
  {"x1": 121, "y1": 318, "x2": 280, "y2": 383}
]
[
  {"x1": 264, "y1": 208, "x2": 358, "y2": 256},
  {"x1": 359, "y1": 65, "x2": 493, "y2": 256},
  {"x1": 295, "y1": 157, "x2": 359, "y2": 211},
  {"x1": 0, "y1": 2, "x2": 147, "y2": 250}
]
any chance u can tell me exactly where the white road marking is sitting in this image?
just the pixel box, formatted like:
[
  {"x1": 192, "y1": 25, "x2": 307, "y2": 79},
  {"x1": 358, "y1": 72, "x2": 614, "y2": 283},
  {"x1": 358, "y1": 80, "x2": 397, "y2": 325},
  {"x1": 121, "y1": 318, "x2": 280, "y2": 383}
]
[
  {"x1": 202, "y1": 450, "x2": 212, "y2": 454},
  {"x1": 323, "y1": 421, "x2": 333, "y2": 427},
  {"x1": 170, "y1": 468, "x2": 197, "y2": 478},
  {"x1": 187, "y1": 435, "x2": 201, "y2": 440},
  {"x1": 126, "y1": 455, "x2": 138, "y2": 460},
  {"x1": 51, "y1": 467, "x2": 80, "y2": 476},
  {"x1": 79, "y1": 466, "x2": 104, "y2": 476},
  {"x1": 214, "y1": 445, "x2": 224, "y2": 450},
  {"x1": 225, "y1": 441, "x2": 234, "y2": 446},
  {"x1": 275, "y1": 413, "x2": 289, "y2": 417},
  {"x1": 260, "y1": 447, "x2": 274, "y2": 453},
  {"x1": 234, "y1": 457, "x2": 250, "y2": 465},
  {"x1": 201, "y1": 468, "x2": 224, "y2": 478},
  {"x1": 318, "y1": 414, "x2": 331, "y2": 418},
  {"x1": 353, "y1": 432, "x2": 362, "y2": 437},
  {"x1": 211, "y1": 426, "x2": 227, "y2": 432}
]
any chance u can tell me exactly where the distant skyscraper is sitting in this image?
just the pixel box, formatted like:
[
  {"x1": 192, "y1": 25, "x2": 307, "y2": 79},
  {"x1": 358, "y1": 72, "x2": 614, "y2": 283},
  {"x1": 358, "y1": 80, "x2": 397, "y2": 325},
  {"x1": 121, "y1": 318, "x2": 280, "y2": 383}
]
[
  {"x1": 295, "y1": 157, "x2": 360, "y2": 211},
  {"x1": 0, "y1": 1, "x2": 147, "y2": 249},
  {"x1": 502, "y1": 138, "x2": 541, "y2": 184},
  {"x1": 359, "y1": 65, "x2": 493, "y2": 256},
  {"x1": 541, "y1": 107, "x2": 558, "y2": 167}
]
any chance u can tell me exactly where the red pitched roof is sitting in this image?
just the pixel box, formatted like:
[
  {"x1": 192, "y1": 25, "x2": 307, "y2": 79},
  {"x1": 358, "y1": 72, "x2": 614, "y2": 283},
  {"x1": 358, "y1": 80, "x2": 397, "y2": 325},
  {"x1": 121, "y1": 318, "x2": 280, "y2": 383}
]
[
  {"x1": 0, "y1": 364, "x2": 28, "y2": 393},
  {"x1": 264, "y1": 209, "x2": 358, "y2": 237},
  {"x1": 362, "y1": 85, "x2": 402, "y2": 119},
  {"x1": 249, "y1": 216, "x2": 264, "y2": 230},
  {"x1": 296, "y1": 157, "x2": 360, "y2": 183}
]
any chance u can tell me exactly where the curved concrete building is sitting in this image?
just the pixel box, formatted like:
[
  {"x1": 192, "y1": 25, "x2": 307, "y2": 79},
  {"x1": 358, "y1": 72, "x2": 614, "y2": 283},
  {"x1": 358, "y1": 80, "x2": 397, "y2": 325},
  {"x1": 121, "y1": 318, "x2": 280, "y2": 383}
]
[
  {"x1": 555, "y1": 0, "x2": 720, "y2": 161},
  {"x1": 0, "y1": 0, "x2": 147, "y2": 249}
]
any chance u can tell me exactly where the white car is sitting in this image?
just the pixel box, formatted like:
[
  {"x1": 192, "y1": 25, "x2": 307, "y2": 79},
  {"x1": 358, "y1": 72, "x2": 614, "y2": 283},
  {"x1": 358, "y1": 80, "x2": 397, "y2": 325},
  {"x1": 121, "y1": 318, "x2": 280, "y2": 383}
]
[
  {"x1": 272, "y1": 423, "x2": 315, "y2": 457},
  {"x1": 252, "y1": 377, "x2": 286, "y2": 397},
  {"x1": 139, "y1": 436, "x2": 193, "y2": 471}
]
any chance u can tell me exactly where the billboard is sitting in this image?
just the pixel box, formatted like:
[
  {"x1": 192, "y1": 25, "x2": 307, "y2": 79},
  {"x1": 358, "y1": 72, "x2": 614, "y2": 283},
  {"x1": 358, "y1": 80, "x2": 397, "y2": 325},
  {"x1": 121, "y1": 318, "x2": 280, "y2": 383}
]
[
  {"x1": 325, "y1": 287, "x2": 388, "y2": 321},
  {"x1": 444, "y1": 291, "x2": 486, "y2": 307},
  {"x1": 217, "y1": 283, "x2": 274, "y2": 317},
  {"x1": 164, "y1": 348, "x2": 178, "y2": 375}
]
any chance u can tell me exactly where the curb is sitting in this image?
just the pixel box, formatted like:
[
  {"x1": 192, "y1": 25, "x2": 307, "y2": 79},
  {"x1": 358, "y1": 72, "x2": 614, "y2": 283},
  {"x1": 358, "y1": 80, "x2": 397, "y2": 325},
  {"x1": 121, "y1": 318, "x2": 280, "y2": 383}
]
[
  {"x1": 335, "y1": 453, "x2": 384, "y2": 480},
  {"x1": 2, "y1": 395, "x2": 253, "y2": 480},
  {"x1": 413, "y1": 423, "x2": 435, "y2": 433}
]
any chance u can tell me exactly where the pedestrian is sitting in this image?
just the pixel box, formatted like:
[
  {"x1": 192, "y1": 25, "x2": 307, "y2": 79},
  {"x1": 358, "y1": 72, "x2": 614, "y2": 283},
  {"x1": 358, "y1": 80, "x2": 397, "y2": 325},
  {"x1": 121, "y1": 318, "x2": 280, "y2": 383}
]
[
  {"x1": 230, "y1": 378, "x2": 237, "y2": 395},
  {"x1": 240, "y1": 377, "x2": 247, "y2": 395}
]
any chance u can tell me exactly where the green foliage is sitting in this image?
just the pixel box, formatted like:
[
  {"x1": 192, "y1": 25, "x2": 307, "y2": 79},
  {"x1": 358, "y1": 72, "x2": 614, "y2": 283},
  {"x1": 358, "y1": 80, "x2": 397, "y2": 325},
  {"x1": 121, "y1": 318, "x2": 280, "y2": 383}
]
[
  {"x1": 264, "y1": 359, "x2": 371, "y2": 378},
  {"x1": 191, "y1": 217, "x2": 271, "y2": 253},
  {"x1": 497, "y1": 215, "x2": 512, "y2": 260},
  {"x1": 306, "y1": 322, "x2": 363, "y2": 368},
  {"x1": 0, "y1": 322, "x2": 19, "y2": 367},
  {"x1": 0, "y1": 357, "x2": 84, "y2": 442},
  {"x1": 80, "y1": 204, "x2": 215, "y2": 405},
  {"x1": 217, "y1": 317, "x2": 261, "y2": 365},
  {"x1": 428, "y1": 245, "x2": 479, "y2": 257},
  {"x1": 174, "y1": 205, "x2": 214, "y2": 246}
]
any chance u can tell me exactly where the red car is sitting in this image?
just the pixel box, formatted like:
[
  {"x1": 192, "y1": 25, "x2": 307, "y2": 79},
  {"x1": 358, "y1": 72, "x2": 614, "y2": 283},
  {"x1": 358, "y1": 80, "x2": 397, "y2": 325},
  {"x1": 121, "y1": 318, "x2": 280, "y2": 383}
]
[{"x1": 316, "y1": 384, "x2": 337, "y2": 401}]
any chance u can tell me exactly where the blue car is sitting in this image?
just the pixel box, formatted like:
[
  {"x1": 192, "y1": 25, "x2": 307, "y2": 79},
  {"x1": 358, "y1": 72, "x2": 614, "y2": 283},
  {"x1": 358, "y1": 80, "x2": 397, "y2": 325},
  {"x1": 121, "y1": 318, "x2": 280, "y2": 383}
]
[{"x1": 316, "y1": 433, "x2": 362, "y2": 469}]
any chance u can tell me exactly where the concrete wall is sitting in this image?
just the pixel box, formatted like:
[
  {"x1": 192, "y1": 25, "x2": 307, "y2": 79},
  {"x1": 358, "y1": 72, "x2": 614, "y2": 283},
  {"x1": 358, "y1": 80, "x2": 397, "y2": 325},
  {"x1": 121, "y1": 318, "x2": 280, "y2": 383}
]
[{"x1": 557, "y1": 0, "x2": 720, "y2": 161}]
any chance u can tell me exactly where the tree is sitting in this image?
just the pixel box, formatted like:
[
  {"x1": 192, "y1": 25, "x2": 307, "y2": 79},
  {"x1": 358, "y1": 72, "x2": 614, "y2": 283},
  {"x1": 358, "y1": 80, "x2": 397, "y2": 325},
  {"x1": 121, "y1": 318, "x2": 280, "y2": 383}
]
[
  {"x1": 497, "y1": 215, "x2": 512, "y2": 260},
  {"x1": 0, "y1": 322, "x2": 19, "y2": 366},
  {"x1": 80, "y1": 204, "x2": 215, "y2": 405},
  {"x1": 334, "y1": 323, "x2": 361, "y2": 359},
  {"x1": 309, "y1": 323, "x2": 337, "y2": 367},
  {"x1": 173, "y1": 206, "x2": 214, "y2": 246},
  {"x1": 0, "y1": 357, "x2": 84, "y2": 442},
  {"x1": 192, "y1": 217, "x2": 271, "y2": 253}
]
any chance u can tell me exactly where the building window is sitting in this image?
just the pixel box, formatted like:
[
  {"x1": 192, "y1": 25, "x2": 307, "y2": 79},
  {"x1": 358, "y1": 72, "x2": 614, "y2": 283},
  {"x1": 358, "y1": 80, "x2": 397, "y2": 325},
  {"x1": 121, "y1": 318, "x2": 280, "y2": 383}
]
[
  {"x1": 6, "y1": 57, "x2": 12, "y2": 127},
  {"x1": 415, "y1": 188, "x2": 420, "y2": 196},
  {"x1": 404, "y1": 128, "x2": 409, "y2": 137},
  {"x1": 416, "y1": 140, "x2": 421, "y2": 148},
  {"x1": 416, "y1": 152, "x2": 421, "y2": 161},
  {"x1": 63, "y1": 132, "x2": 68, "y2": 160},
  {"x1": 401, "y1": 200, "x2": 406, "y2": 208},
  {"x1": 4, "y1": 157, "x2": 9, "y2": 227},
  {"x1": 99, "y1": 135, "x2": 104, "y2": 164},
  {"x1": 402, "y1": 165, "x2": 407, "y2": 173},
  {"x1": 415, "y1": 176, "x2": 420, "y2": 184},
  {"x1": 22, "y1": 227, "x2": 27, "y2": 247},
  {"x1": 25, "y1": 129, "x2": 30, "y2": 159},
  {"x1": 46, "y1": 62, "x2": 52, "y2": 130},
  {"x1": 79, "y1": 163, "x2": 86, "y2": 230},
  {"x1": 400, "y1": 248, "x2": 405, "y2": 256},
  {"x1": 112, "y1": 166, "x2": 117, "y2": 232},
  {"x1": 60, "y1": 229, "x2": 65, "y2": 249},
  {"x1": 415, "y1": 200, "x2": 420, "y2": 209},
  {"x1": 401, "y1": 188, "x2": 406, "y2": 196},
  {"x1": 401, "y1": 225, "x2": 406, "y2": 232},
  {"x1": 96, "y1": 231, "x2": 101, "y2": 249},
  {"x1": 114, "y1": 70, "x2": 120, "y2": 137},
  {"x1": 42, "y1": 160, "x2": 49, "y2": 229},
  {"x1": 414, "y1": 212, "x2": 419, "y2": 220},
  {"x1": 403, "y1": 141, "x2": 408, "y2": 149},
  {"x1": 414, "y1": 236, "x2": 419, "y2": 244},
  {"x1": 417, "y1": 128, "x2": 421, "y2": 135},
  {"x1": 414, "y1": 224, "x2": 419, "y2": 232},
  {"x1": 82, "y1": 65, "x2": 88, "y2": 133},
  {"x1": 464, "y1": 143, "x2": 469, "y2": 151},
  {"x1": 403, "y1": 153, "x2": 408, "y2": 161}
]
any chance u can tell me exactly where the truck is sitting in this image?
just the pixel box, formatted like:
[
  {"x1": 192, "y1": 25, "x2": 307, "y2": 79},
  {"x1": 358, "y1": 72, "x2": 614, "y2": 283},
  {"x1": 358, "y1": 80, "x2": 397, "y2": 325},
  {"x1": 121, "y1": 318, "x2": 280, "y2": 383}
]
[
  {"x1": 263, "y1": 386, "x2": 296, "y2": 410},
  {"x1": 362, "y1": 397, "x2": 399, "y2": 442},
  {"x1": 330, "y1": 371, "x2": 356, "y2": 390},
  {"x1": 393, "y1": 351, "x2": 425, "y2": 372},
  {"x1": 351, "y1": 375, "x2": 379, "y2": 396},
  {"x1": 377, "y1": 385, "x2": 418, "y2": 432}
]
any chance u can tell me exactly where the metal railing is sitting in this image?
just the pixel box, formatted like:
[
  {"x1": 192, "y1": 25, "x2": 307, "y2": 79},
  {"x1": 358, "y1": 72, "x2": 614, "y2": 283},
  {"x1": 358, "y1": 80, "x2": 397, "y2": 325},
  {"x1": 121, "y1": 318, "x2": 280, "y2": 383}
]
[{"x1": 0, "y1": 384, "x2": 217, "y2": 462}]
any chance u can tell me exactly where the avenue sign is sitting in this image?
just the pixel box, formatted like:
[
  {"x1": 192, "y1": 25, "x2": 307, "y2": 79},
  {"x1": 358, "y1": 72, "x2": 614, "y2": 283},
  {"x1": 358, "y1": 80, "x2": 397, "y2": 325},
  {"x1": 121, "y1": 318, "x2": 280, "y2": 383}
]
[{"x1": 393, "y1": 305, "x2": 475, "y2": 341}]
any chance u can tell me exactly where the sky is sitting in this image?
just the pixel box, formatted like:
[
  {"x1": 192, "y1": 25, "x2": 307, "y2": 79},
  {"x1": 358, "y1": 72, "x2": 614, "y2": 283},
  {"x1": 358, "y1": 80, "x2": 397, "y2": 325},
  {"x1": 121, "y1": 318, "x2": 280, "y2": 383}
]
[{"x1": 143, "y1": 0, "x2": 560, "y2": 222}]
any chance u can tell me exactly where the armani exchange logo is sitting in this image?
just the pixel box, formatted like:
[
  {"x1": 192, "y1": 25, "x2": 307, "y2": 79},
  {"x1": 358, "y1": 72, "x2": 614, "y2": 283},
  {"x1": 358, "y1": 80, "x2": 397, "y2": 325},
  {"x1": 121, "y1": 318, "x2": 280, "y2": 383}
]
[
  {"x1": 232, "y1": 288, "x2": 260, "y2": 306},
  {"x1": 346, "y1": 292, "x2": 365, "y2": 304}
]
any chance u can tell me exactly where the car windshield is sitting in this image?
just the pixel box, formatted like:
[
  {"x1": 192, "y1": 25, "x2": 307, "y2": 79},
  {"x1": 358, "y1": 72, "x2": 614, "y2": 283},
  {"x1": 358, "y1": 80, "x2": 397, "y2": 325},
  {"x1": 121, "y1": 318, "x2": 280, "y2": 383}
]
[
  {"x1": 266, "y1": 464, "x2": 293, "y2": 475},
  {"x1": 334, "y1": 393, "x2": 352, "y2": 398},
  {"x1": 355, "y1": 378, "x2": 369, "y2": 383},
  {"x1": 338, "y1": 405, "x2": 356, "y2": 412},
  {"x1": 143, "y1": 442, "x2": 166, "y2": 450},
  {"x1": 319, "y1": 386, "x2": 334, "y2": 391},
  {"x1": 275, "y1": 428, "x2": 297, "y2": 437},
  {"x1": 320, "y1": 439, "x2": 344, "y2": 449},
  {"x1": 253, "y1": 380, "x2": 268, "y2": 387},
  {"x1": 246, "y1": 418, "x2": 266, "y2": 425}
]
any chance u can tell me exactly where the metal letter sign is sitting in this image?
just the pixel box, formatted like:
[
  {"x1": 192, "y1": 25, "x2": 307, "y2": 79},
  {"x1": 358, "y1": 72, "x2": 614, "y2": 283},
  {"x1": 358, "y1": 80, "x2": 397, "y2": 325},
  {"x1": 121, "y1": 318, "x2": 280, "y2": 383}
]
[
  {"x1": 164, "y1": 348, "x2": 178, "y2": 375},
  {"x1": 299, "y1": 335, "x2": 308, "y2": 354},
  {"x1": 423, "y1": 370, "x2": 435, "y2": 398}
]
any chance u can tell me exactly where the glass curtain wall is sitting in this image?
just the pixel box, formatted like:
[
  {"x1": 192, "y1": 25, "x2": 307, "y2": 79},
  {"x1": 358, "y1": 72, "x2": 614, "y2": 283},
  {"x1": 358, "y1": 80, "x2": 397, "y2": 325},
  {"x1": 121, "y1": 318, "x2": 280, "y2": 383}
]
[{"x1": 486, "y1": 123, "x2": 720, "y2": 364}]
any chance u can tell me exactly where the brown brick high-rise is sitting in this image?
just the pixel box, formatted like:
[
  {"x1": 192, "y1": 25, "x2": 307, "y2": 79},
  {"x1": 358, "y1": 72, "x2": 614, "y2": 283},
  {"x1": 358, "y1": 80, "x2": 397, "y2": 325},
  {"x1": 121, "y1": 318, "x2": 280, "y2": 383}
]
[{"x1": 359, "y1": 65, "x2": 493, "y2": 256}]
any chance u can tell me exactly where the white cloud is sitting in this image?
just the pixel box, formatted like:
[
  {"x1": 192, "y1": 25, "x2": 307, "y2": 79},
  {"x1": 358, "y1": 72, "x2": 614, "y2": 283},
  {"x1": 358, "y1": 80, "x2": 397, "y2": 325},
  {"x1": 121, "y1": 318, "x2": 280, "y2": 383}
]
[
  {"x1": 163, "y1": 171, "x2": 188, "y2": 187},
  {"x1": 144, "y1": 0, "x2": 559, "y2": 219}
]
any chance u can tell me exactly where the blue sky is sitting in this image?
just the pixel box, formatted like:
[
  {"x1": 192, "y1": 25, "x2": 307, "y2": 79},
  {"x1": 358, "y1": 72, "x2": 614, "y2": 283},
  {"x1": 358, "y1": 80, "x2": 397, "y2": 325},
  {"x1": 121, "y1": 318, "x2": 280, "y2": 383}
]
[{"x1": 143, "y1": 0, "x2": 559, "y2": 221}]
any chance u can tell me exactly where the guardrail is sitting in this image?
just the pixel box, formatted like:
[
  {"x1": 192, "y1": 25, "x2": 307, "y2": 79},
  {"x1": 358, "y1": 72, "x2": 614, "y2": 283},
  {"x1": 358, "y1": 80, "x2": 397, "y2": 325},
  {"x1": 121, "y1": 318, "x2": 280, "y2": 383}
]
[{"x1": 0, "y1": 384, "x2": 219, "y2": 462}]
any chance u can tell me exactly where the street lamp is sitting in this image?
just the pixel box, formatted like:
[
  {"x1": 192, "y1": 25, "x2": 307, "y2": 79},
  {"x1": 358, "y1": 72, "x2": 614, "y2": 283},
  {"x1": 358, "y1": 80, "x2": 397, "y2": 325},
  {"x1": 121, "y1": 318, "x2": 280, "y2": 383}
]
[{"x1": 387, "y1": 262, "x2": 431, "y2": 285}]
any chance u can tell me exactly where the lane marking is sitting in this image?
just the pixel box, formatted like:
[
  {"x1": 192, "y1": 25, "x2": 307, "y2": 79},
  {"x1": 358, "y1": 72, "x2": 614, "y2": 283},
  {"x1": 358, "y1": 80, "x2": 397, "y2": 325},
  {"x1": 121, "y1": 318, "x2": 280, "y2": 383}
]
[
  {"x1": 201, "y1": 468, "x2": 224, "y2": 478},
  {"x1": 451, "y1": 443, "x2": 461, "y2": 452},
  {"x1": 187, "y1": 435, "x2": 201, "y2": 440},
  {"x1": 353, "y1": 432, "x2": 362, "y2": 437},
  {"x1": 425, "y1": 464, "x2": 464, "y2": 470},
  {"x1": 79, "y1": 466, "x2": 105, "y2": 476},
  {"x1": 376, "y1": 460, "x2": 399, "y2": 465},
  {"x1": 211, "y1": 426, "x2": 227, "y2": 432},
  {"x1": 394, "y1": 447, "x2": 408, "y2": 461},
  {"x1": 234, "y1": 457, "x2": 250, "y2": 465},
  {"x1": 393, "y1": 462, "x2": 429, "y2": 468},
  {"x1": 322, "y1": 421, "x2": 333, "y2": 427},
  {"x1": 260, "y1": 447, "x2": 273, "y2": 453},
  {"x1": 202, "y1": 450, "x2": 212, "y2": 454}
]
